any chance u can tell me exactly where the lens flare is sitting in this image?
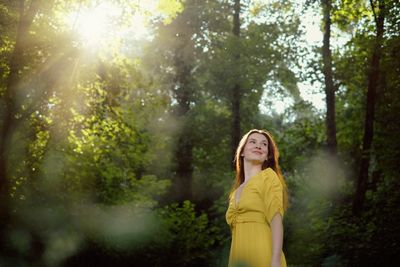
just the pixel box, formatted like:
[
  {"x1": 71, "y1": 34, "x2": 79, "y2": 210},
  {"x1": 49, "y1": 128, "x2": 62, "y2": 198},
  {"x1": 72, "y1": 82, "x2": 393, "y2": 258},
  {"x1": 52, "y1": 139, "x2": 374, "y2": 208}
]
[{"x1": 65, "y1": 1, "x2": 150, "y2": 49}]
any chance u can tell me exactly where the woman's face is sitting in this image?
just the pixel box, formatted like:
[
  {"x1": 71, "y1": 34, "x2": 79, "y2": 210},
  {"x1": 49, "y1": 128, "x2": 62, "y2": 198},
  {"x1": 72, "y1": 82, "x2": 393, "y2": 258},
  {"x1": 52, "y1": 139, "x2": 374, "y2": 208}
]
[{"x1": 242, "y1": 133, "x2": 269, "y2": 164}]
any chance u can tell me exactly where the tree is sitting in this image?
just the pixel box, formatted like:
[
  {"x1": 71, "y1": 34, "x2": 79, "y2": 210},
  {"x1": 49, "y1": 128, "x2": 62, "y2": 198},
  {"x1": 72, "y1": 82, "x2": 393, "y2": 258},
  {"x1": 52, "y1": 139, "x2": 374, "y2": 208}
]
[
  {"x1": 322, "y1": 0, "x2": 337, "y2": 155},
  {"x1": 230, "y1": 0, "x2": 241, "y2": 165},
  {"x1": 353, "y1": 0, "x2": 385, "y2": 215},
  {"x1": 0, "y1": 0, "x2": 41, "y2": 249},
  {"x1": 146, "y1": 0, "x2": 206, "y2": 202}
]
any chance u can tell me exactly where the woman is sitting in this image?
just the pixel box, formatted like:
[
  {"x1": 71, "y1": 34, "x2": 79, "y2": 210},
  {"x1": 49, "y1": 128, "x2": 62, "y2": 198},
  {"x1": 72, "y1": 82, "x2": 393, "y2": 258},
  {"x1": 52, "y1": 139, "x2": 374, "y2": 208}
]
[{"x1": 226, "y1": 129, "x2": 288, "y2": 267}]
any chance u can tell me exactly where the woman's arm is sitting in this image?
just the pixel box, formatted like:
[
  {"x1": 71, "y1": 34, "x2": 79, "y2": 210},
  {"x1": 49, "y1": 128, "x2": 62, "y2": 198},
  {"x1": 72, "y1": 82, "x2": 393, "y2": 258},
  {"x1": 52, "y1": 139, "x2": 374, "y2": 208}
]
[{"x1": 270, "y1": 213, "x2": 283, "y2": 267}]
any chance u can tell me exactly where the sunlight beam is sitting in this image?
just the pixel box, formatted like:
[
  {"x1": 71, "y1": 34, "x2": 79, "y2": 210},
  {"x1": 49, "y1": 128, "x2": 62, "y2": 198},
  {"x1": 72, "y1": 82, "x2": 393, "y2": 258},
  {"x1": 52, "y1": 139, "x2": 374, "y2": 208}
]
[{"x1": 65, "y1": 1, "x2": 151, "y2": 50}]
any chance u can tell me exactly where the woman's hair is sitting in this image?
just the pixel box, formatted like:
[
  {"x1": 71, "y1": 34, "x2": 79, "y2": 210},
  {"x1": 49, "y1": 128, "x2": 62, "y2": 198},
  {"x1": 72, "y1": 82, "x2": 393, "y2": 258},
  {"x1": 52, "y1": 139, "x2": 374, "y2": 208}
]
[{"x1": 231, "y1": 129, "x2": 288, "y2": 210}]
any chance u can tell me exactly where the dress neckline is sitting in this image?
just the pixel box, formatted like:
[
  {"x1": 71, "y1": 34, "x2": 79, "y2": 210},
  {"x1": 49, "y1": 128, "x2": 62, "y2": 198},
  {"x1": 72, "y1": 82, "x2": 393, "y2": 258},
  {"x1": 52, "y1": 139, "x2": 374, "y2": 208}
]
[{"x1": 234, "y1": 170, "x2": 262, "y2": 207}]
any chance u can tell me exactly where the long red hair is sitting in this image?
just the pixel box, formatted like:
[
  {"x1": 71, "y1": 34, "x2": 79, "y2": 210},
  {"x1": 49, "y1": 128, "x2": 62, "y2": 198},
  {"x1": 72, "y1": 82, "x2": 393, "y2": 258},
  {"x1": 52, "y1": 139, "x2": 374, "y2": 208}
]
[{"x1": 231, "y1": 129, "x2": 288, "y2": 210}]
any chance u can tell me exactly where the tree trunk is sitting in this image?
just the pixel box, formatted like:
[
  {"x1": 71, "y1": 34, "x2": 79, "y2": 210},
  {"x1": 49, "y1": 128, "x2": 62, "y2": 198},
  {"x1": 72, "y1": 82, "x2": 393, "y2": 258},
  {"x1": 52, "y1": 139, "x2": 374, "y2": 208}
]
[
  {"x1": 353, "y1": 0, "x2": 385, "y2": 215},
  {"x1": 173, "y1": 44, "x2": 194, "y2": 202},
  {"x1": 231, "y1": 0, "x2": 241, "y2": 165},
  {"x1": 322, "y1": 0, "x2": 337, "y2": 155},
  {"x1": 0, "y1": 0, "x2": 40, "y2": 241}
]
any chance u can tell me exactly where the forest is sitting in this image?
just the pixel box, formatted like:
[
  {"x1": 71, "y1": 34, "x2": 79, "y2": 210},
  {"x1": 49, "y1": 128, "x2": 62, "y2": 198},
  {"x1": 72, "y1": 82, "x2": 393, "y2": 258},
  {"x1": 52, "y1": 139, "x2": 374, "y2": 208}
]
[{"x1": 0, "y1": 0, "x2": 399, "y2": 266}]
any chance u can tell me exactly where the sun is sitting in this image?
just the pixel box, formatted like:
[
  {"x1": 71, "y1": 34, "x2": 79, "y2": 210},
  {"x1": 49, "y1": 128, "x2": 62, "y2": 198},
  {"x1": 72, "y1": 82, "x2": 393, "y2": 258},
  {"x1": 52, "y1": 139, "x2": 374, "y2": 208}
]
[
  {"x1": 65, "y1": 1, "x2": 150, "y2": 49},
  {"x1": 76, "y1": 5, "x2": 115, "y2": 44}
]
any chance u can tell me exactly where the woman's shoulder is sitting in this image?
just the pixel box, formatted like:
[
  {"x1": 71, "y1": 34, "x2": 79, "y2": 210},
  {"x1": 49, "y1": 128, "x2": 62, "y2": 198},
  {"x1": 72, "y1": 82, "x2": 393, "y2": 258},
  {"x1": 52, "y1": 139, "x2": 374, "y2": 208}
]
[
  {"x1": 259, "y1": 168, "x2": 281, "y2": 188},
  {"x1": 260, "y1": 167, "x2": 279, "y2": 180}
]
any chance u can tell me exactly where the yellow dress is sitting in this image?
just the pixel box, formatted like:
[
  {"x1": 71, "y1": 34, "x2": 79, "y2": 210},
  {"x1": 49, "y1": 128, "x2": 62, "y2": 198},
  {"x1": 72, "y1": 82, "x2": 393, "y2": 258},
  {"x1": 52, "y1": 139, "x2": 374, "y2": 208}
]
[{"x1": 226, "y1": 168, "x2": 287, "y2": 267}]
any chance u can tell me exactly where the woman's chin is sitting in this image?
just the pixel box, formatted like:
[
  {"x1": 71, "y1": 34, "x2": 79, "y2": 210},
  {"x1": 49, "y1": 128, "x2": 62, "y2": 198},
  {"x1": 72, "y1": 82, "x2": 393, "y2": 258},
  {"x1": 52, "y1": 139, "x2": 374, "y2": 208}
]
[{"x1": 245, "y1": 158, "x2": 265, "y2": 165}]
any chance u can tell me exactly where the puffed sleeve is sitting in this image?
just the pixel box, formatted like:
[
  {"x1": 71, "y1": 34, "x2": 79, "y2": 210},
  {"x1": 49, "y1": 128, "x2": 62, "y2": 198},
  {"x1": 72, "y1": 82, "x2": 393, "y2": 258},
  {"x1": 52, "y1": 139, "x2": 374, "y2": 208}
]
[{"x1": 263, "y1": 169, "x2": 284, "y2": 224}]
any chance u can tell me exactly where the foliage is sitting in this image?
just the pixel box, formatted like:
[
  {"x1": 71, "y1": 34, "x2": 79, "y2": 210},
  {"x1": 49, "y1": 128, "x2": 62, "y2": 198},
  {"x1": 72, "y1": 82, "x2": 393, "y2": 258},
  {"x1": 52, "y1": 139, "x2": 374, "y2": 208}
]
[
  {"x1": 152, "y1": 201, "x2": 222, "y2": 267},
  {"x1": 63, "y1": 201, "x2": 221, "y2": 267},
  {"x1": 0, "y1": 0, "x2": 399, "y2": 266}
]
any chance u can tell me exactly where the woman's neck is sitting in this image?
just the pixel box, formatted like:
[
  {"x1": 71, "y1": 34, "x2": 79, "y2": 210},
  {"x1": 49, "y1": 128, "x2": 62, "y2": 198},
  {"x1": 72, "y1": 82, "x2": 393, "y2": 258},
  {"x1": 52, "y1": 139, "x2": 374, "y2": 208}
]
[{"x1": 243, "y1": 160, "x2": 262, "y2": 183}]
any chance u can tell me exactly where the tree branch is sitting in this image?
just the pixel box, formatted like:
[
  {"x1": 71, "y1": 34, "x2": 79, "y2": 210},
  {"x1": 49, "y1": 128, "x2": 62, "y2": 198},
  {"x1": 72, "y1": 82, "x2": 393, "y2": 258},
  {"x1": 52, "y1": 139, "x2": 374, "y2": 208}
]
[{"x1": 369, "y1": 0, "x2": 378, "y2": 26}]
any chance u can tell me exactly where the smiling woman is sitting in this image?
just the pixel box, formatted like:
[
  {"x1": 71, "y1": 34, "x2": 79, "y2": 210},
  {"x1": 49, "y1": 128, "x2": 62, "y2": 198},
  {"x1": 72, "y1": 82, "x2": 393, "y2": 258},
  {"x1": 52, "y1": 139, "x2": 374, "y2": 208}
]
[{"x1": 226, "y1": 129, "x2": 289, "y2": 267}]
